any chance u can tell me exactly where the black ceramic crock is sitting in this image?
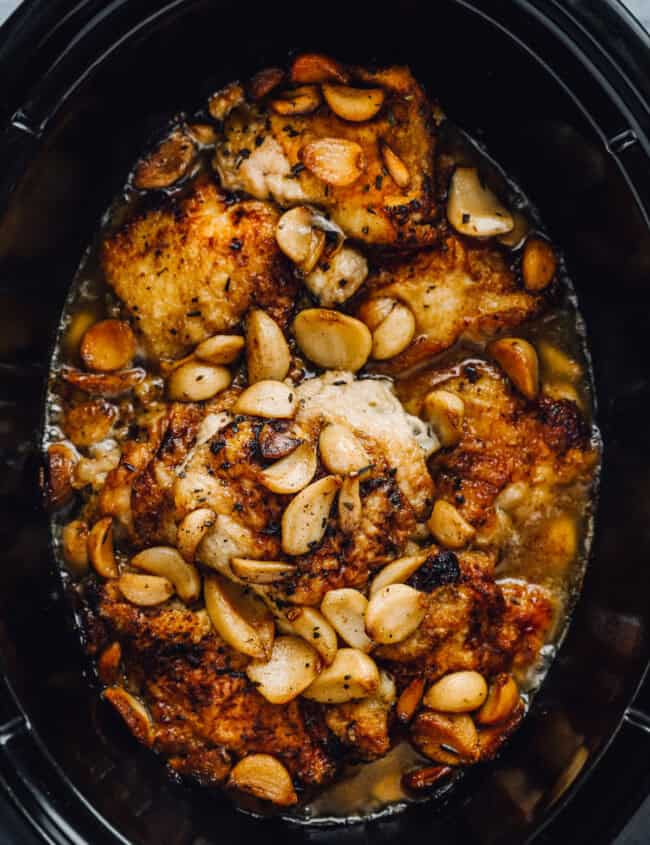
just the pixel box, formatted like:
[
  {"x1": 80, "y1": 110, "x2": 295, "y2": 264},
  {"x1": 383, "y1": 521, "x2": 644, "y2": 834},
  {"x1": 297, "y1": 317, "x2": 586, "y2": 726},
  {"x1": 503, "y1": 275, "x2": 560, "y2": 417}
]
[{"x1": 0, "y1": 1, "x2": 649, "y2": 843}]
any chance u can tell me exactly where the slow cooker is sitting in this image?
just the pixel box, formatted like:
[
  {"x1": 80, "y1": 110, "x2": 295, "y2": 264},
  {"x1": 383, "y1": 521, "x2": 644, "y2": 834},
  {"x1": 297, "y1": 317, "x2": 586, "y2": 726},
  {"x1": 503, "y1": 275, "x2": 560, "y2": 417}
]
[{"x1": 0, "y1": 0, "x2": 649, "y2": 842}]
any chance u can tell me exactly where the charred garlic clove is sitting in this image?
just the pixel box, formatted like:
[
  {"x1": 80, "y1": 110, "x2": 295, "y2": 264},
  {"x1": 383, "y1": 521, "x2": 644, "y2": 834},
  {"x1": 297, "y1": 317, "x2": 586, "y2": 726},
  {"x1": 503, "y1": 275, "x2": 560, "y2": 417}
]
[
  {"x1": 447, "y1": 167, "x2": 514, "y2": 238},
  {"x1": 103, "y1": 687, "x2": 154, "y2": 747},
  {"x1": 133, "y1": 128, "x2": 196, "y2": 190},
  {"x1": 322, "y1": 84, "x2": 385, "y2": 122},
  {"x1": 246, "y1": 635, "x2": 320, "y2": 704},
  {"x1": 228, "y1": 754, "x2": 297, "y2": 807},
  {"x1": 290, "y1": 53, "x2": 349, "y2": 85},
  {"x1": 488, "y1": 337, "x2": 539, "y2": 400},
  {"x1": 305, "y1": 246, "x2": 368, "y2": 306},
  {"x1": 300, "y1": 138, "x2": 367, "y2": 186},
  {"x1": 246, "y1": 309, "x2": 291, "y2": 383},
  {"x1": 46, "y1": 442, "x2": 78, "y2": 509},
  {"x1": 248, "y1": 67, "x2": 285, "y2": 100},
  {"x1": 270, "y1": 85, "x2": 322, "y2": 116},
  {"x1": 293, "y1": 308, "x2": 372, "y2": 371}
]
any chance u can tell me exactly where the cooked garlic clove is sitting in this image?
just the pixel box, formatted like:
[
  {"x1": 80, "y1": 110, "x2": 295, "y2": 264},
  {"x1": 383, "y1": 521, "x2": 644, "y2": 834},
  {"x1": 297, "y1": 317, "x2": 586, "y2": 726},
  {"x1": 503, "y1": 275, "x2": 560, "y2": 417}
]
[
  {"x1": 276, "y1": 206, "x2": 326, "y2": 273},
  {"x1": 488, "y1": 337, "x2": 539, "y2": 400},
  {"x1": 380, "y1": 142, "x2": 410, "y2": 188},
  {"x1": 204, "y1": 573, "x2": 274, "y2": 659},
  {"x1": 338, "y1": 476, "x2": 362, "y2": 534},
  {"x1": 62, "y1": 519, "x2": 89, "y2": 575},
  {"x1": 260, "y1": 441, "x2": 317, "y2": 494},
  {"x1": 194, "y1": 334, "x2": 245, "y2": 365},
  {"x1": 370, "y1": 301, "x2": 416, "y2": 360},
  {"x1": 270, "y1": 85, "x2": 322, "y2": 115},
  {"x1": 133, "y1": 128, "x2": 196, "y2": 190},
  {"x1": 131, "y1": 546, "x2": 201, "y2": 602},
  {"x1": 411, "y1": 710, "x2": 479, "y2": 766},
  {"x1": 46, "y1": 442, "x2": 78, "y2": 509},
  {"x1": 537, "y1": 341, "x2": 582, "y2": 381},
  {"x1": 302, "y1": 648, "x2": 380, "y2": 703},
  {"x1": 64, "y1": 399, "x2": 117, "y2": 447},
  {"x1": 423, "y1": 671, "x2": 488, "y2": 713},
  {"x1": 187, "y1": 123, "x2": 217, "y2": 147},
  {"x1": 258, "y1": 424, "x2": 302, "y2": 460},
  {"x1": 422, "y1": 390, "x2": 465, "y2": 447},
  {"x1": 285, "y1": 606, "x2": 338, "y2": 665},
  {"x1": 300, "y1": 138, "x2": 366, "y2": 186},
  {"x1": 208, "y1": 81, "x2": 245, "y2": 121},
  {"x1": 319, "y1": 424, "x2": 369, "y2": 475},
  {"x1": 427, "y1": 500, "x2": 475, "y2": 549},
  {"x1": 293, "y1": 308, "x2": 372, "y2": 371},
  {"x1": 118, "y1": 573, "x2": 174, "y2": 606},
  {"x1": 246, "y1": 310, "x2": 291, "y2": 383},
  {"x1": 246, "y1": 635, "x2": 320, "y2": 704},
  {"x1": 88, "y1": 517, "x2": 118, "y2": 579},
  {"x1": 228, "y1": 754, "x2": 297, "y2": 807},
  {"x1": 377, "y1": 669, "x2": 397, "y2": 704},
  {"x1": 290, "y1": 53, "x2": 349, "y2": 84},
  {"x1": 476, "y1": 674, "x2": 520, "y2": 725},
  {"x1": 167, "y1": 361, "x2": 232, "y2": 402},
  {"x1": 402, "y1": 765, "x2": 454, "y2": 793},
  {"x1": 365, "y1": 583, "x2": 426, "y2": 644},
  {"x1": 322, "y1": 84, "x2": 385, "y2": 122},
  {"x1": 321, "y1": 588, "x2": 372, "y2": 652},
  {"x1": 358, "y1": 297, "x2": 397, "y2": 332},
  {"x1": 369, "y1": 552, "x2": 428, "y2": 595},
  {"x1": 61, "y1": 366, "x2": 146, "y2": 397},
  {"x1": 197, "y1": 514, "x2": 255, "y2": 578},
  {"x1": 176, "y1": 507, "x2": 216, "y2": 562},
  {"x1": 230, "y1": 558, "x2": 297, "y2": 584},
  {"x1": 281, "y1": 475, "x2": 340, "y2": 556},
  {"x1": 234, "y1": 380, "x2": 296, "y2": 418},
  {"x1": 248, "y1": 66, "x2": 285, "y2": 100},
  {"x1": 80, "y1": 319, "x2": 136, "y2": 373},
  {"x1": 97, "y1": 641, "x2": 122, "y2": 685},
  {"x1": 497, "y1": 210, "x2": 530, "y2": 248},
  {"x1": 103, "y1": 687, "x2": 154, "y2": 747},
  {"x1": 305, "y1": 246, "x2": 368, "y2": 306},
  {"x1": 447, "y1": 167, "x2": 514, "y2": 238},
  {"x1": 396, "y1": 676, "x2": 426, "y2": 724},
  {"x1": 522, "y1": 237, "x2": 557, "y2": 291}
]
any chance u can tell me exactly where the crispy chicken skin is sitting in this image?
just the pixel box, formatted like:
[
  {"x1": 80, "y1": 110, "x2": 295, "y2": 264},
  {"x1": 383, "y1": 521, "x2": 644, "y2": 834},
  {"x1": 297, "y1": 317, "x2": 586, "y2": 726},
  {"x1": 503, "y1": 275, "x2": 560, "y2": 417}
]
[
  {"x1": 102, "y1": 179, "x2": 296, "y2": 359},
  {"x1": 213, "y1": 65, "x2": 437, "y2": 246},
  {"x1": 360, "y1": 237, "x2": 544, "y2": 371},
  {"x1": 96, "y1": 584, "x2": 336, "y2": 787}
]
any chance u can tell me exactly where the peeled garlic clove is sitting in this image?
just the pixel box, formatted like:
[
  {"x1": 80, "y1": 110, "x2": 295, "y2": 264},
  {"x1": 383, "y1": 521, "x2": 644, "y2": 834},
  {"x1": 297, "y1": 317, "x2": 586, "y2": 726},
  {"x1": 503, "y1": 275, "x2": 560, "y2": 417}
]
[
  {"x1": 197, "y1": 514, "x2": 255, "y2": 578},
  {"x1": 246, "y1": 310, "x2": 291, "y2": 384},
  {"x1": 228, "y1": 754, "x2": 297, "y2": 807},
  {"x1": 270, "y1": 85, "x2": 322, "y2": 115},
  {"x1": 167, "y1": 361, "x2": 232, "y2": 402},
  {"x1": 303, "y1": 648, "x2": 380, "y2": 704},
  {"x1": 380, "y1": 141, "x2": 410, "y2": 188},
  {"x1": 411, "y1": 711, "x2": 479, "y2": 766},
  {"x1": 448, "y1": 167, "x2": 514, "y2": 238},
  {"x1": 80, "y1": 319, "x2": 136, "y2": 372},
  {"x1": 230, "y1": 558, "x2": 297, "y2": 584},
  {"x1": 369, "y1": 553, "x2": 428, "y2": 595},
  {"x1": 301, "y1": 138, "x2": 366, "y2": 186},
  {"x1": 358, "y1": 297, "x2": 396, "y2": 332},
  {"x1": 290, "y1": 53, "x2": 349, "y2": 84},
  {"x1": 176, "y1": 507, "x2": 216, "y2": 562},
  {"x1": 305, "y1": 246, "x2": 368, "y2": 306},
  {"x1": 64, "y1": 399, "x2": 117, "y2": 447},
  {"x1": 258, "y1": 424, "x2": 302, "y2": 460},
  {"x1": 476, "y1": 674, "x2": 520, "y2": 725},
  {"x1": 61, "y1": 367, "x2": 146, "y2": 397},
  {"x1": 319, "y1": 424, "x2": 369, "y2": 475},
  {"x1": 522, "y1": 237, "x2": 557, "y2": 291},
  {"x1": 248, "y1": 66, "x2": 285, "y2": 100},
  {"x1": 46, "y1": 442, "x2": 78, "y2": 509},
  {"x1": 131, "y1": 546, "x2": 201, "y2": 602},
  {"x1": 103, "y1": 687, "x2": 154, "y2": 747},
  {"x1": 276, "y1": 206, "x2": 326, "y2": 273},
  {"x1": 497, "y1": 210, "x2": 530, "y2": 248},
  {"x1": 133, "y1": 128, "x2": 196, "y2": 190},
  {"x1": 246, "y1": 635, "x2": 320, "y2": 704},
  {"x1": 293, "y1": 308, "x2": 372, "y2": 371},
  {"x1": 285, "y1": 606, "x2": 338, "y2": 665},
  {"x1": 422, "y1": 390, "x2": 465, "y2": 447},
  {"x1": 396, "y1": 676, "x2": 425, "y2": 724},
  {"x1": 261, "y1": 441, "x2": 317, "y2": 494},
  {"x1": 208, "y1": 81, "x2": 245, "y2": 121},
  {"x1": 62, "y1": 519, "x2": 89, "y2": 575},
  {"x1": 281, "y1": 475, "x2": 339, "y2": 556},
  {"x1": 322, "y1": 84, "x2": 385, "y2": 122},
  {"x1": 365, "y1": 583, "x2": 426, "y2": 644},
  {"x1": 321, "y1": 588, "x2": 372, "y2": 652},
  {"x1": 488, "y1": 337, "x2": 539, "y2": 400},
  {"x1": 204, "y1": 573, "x2": 274, "y2": 659},
  {"x1": 97, "y1": 641, "x2": 122, "y2": 685},
  {"x1": 194, "y1": 334, "x2": 245, "y2": 365},
  {"x1": 234, "y1": 380, "x2": 296, "y2": 419},
  {"x1": 338, "y1": 476, "x2": 362, "y2": 534},
  {"x1": 427, "y1": 500, "x2": 475, "y2": 550},
  {"x1": 370, "y1": 301, "x2": 416, "y2": 360},
  {"x1": 187, "y1": 123, "x2": 217, "y2": 147},
  {"x1": 88, "y1": 517, "x2": 118, "y2": 579},
  {"x1": 424, "y1": 671, "x2": 488, "y2": 713},
  {"x1": 118, "y1": 573, "x2": 174, "y2": 606}
]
